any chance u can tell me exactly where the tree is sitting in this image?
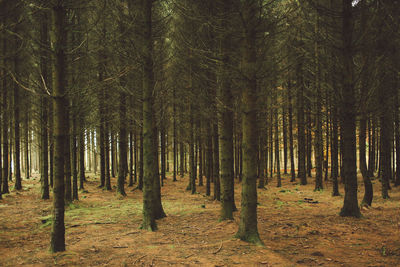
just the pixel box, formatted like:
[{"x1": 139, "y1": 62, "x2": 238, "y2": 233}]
[
  {"x1": 140, "y1": 0, "x2": 166, "y2": 231},
  {"x1": 339, "y1": 0, "x2": 361, "y2": 218},
  {"x1": 50, "y1": 1, "x2": 68, "y2": 252},
  {"x1": 39, "y1": 9, "x2": 50, "y2": 200},
  {"x1": 296, "y1": 36, "x2": 307, "y2": 186},
  {"x1": 235, "y1": 0, "x2": 262, "y2": 246},
  {"x1": 217, "y1": 0, "x2": 235, "y2": 217}
]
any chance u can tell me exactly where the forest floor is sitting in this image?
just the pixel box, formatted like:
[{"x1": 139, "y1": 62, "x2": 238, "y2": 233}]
[{"x1": 1, "y1": 172, "x2": 400, "y2": 267}]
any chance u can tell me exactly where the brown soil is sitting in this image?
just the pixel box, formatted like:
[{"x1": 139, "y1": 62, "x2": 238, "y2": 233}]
[{"x1": 1, "y1": 172, "x2": 400, "y2": 266}]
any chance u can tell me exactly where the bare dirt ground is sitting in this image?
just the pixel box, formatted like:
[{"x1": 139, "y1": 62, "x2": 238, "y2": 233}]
[{"x1": 1, "y1": 172, "x2": 400, "y2": 266}]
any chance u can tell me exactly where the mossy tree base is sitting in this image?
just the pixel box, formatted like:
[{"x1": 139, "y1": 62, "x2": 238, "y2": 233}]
[
  {"x1": 339, "y1": 206, "x2": 361, "y2": 218},
  {"x1": 234, "y1": 231, "x2": 264, "y2": 247}
]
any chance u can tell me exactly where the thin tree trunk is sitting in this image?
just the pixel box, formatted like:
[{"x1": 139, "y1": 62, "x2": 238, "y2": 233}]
[
  {"x1": 314, "y1": 18, "x2": 323, "y2": 191},
  {"x1": 134, "y1": 130, "x2": 138, "y2": 184},
  {"x1": 111, "y1": 132, "x2": 116, "y2": 178},
  {"x1": 129, "y1": 130, "x2": 134, "y2": 187},
  {"x1": 189, "y1": 106, "x2": 196, "y2": 194},
  {"x1": 71, "y1": 115, "x2": 78, "y2": 200},
  {"x1": 2, "y1": 46, "x2": 9, "y2": 193},
  {"x1": 138, "y1": 128, "x2": 143, "y2": 190},
  {"x1": 339, "y1": 0, "x2": 361, "y2": 217},
  {"x1": 198, "y1": 131, "x2": 203, "y2": 186},
  {"x1": 105, "y1": 127, "x2": 111, "y2": 190},
  {"x1": 24, "y1": 113, "x2": 29, "y2": 179},
  {"x1": 288, "y1": 79, "x2": 295, "y2": 182},
  {"x1": 50, "y1": 3, "x2": 67, "y2": 252},
  {"x1": 13, "y1": 62, "x2": 22, "y2": 190},
  {"x1": 117, "y1": 92, "x2": 127, "y2": 196},
  {"x1": 140, "y1": 0, "x2": 165, "y2": 231},
  {"x1": 173, "y1": 87, "x2": 177, "y2": 182},
  {"x1": 64, "y1": 111, "x2": 71, "y2": 203},
  {"x1": 213, "y1": 123, "x2": 220, "y2": 201},
  {"x1": 206, "y1": 124, "x2": 212, "y2": 196},
  {"x1": 275, "y1": 94, "x2": 281, "y2": 188},
  {"x1": 235, "y1": 1, "x2": 262, "y2": 245},
  {"x1": 306, "y1": 110, "x2": 312, "y2": 178},
  {"x1": 331, "y1": 99, "x2": 340, "y2": 196},
  {"x1": 160, "y1": 118, "x2": 166, "y2": 187},
  {"x1": 78, "y1": 122, "x2": 85, "y2": 190},
  {"x1": 282, "y1": 101, "x2": 288, "y2": 175}
]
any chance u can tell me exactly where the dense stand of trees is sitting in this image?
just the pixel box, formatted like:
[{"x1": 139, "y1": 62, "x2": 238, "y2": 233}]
[{"x1": 0, "y1": 0, "x2": 399, "y2": 251}]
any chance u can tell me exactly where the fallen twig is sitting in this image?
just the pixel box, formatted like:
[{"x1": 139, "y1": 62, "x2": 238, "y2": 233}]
[
  {"x1": 113, "y1": 245, "x2": 128, "y2": 249},
  {"x1": 184, "y1": 253, "x2": 195, "y2": 259},
  {"x1": 212, "y1": 241, "x2": 223, "y2": 254},
  {"x1": 133, "y1": 255, "x2": 146, "y2": 265}
]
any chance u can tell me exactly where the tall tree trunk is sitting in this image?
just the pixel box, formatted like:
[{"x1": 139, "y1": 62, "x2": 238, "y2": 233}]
[
  {"x1": 13, "y1": 60, "x2": 22, "y2": 190},
  {"x1": 92, "y1": 130, "x2": 97, "y2": 175},
  {"x1": 138, "y1": 128, "x2": 143, "y2": 189},
  {"x1": 87, "y1": 131, "x2": 91, "y2": 172},
  {"x1": 140, "y1": 0, "x2": 165, "y2": 231},
  {"x1": 339, "y1": 0, "x2": 361, "y2": 217},
  {"x1": 275, "y1": 94, "x2": 281, "y2": 188},
  {"x1": 359, "y1": 1, "x2": 373, "y2": 205},
  {"x1": 50, "y1": 3, "x2": 67, "y2": 252},
  {"x1": 324, "y1": 85, "x2": 330, "y2": 181},
  {"x1": 258, "y1": 133, "x2": 265, "y2": 189},
  {"x1": 9, "y1": 120, "x2": 12, "y2": 182},
  {"x1": 360, "y1": 116, "x2": 373, "y2": 205},
  {"x1": 314, "y1": 19, "x2": 323, "y2": 191},
  {"x1": 134, "y1": 130, "x2": 138, "y2": 184},
  {"x1": 189, "y1": 106, "x2": 196, "y2": 194},
  {"x1": 129, "y1": 130, "x2": 134, "y2": 186},
  {"x1": 235, "y1": 1, "x2": 262, "y2": 245},
  {"x1": 160, "y1": 121, "x2": 166, "y2": 187},
  {"x1": 78, "y1": 122, "x2": 85, "y2": 190},
  {"x1": 49, "y1": 103, "x2": 54, "y2": 188},
  {"x1": 331, "y1": 99, "x2": 340, "y2": 196},
  {"x1": 306, "y1": 110, "x2": 312, "y2": 178},
  {"x1": 297, "y1": 53, "x2": 307, "y2": 185},
  {"x1": 269, "y1": 108, "x2": 273, "y2": 179},
  {"x1": 173, "y1": 87, "x2": 177, "y2": 182},
  {"x1": 379, "y1": 91, "x2": 392, "y2": 199},
  {"x1": 368, "y1": 117, "x2": 376, "y2": 177},
  {"x1": 288, "y1": 79, "x2": 295, "y2": 182},
  {"x1": 2, "y1": 44, "x2": 9, "y2": 193},
  {"x1": 395, "y1": 91, "x2": 400, "y2": 186},
  {"x1": 71, "y1": 114, "x2": 78, "y2": 200},
  {"x1": 282, "y1": 101, "x2": 288, "y2": 175},
  {"x1": 64, "y1": 110, "x2": 71, "y2": 203},
  {"x1": 179, "y1": 141, "x2": 184, "y2": 178},
  {"x1": 111, "y1": 132, "x2": 116, "y2": 178},
  {"x1": 198, "y1": 131, "x2": 203, "y2": 186},
  {"x1": 117, "y1": 92, "x2": 127, "y2": 196},
  {"x1": 105, "y1": 126, "x2": 111, "y2": 190},
  {"x1": 206, "y1": 125, "x2": 212, "y2": 196},
  {"x1": 40, "y1": 10, "x2": 50, "y2": 199},
  {"x1": 213, "y1": 123, "x2": 220, "y2": 201},
  {"x1": 24, "y1": 113, "x2": 29, "y2": 179}
]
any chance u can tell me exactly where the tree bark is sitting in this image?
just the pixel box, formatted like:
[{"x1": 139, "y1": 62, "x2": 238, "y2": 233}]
[
  {"x1": 78, "y1": 122, "x2": 85, "y2": 190},
  {"x1": 339, "y1": 0, "x2": 361, "y2": 217},
  {"x1": 296, "y1": 50, "x2": 307, "y2": 185},
  {"x1": 288, "y1": 78, "x2": 295, "y2": 182},
  {"x1": 50, "y1": 3, "x2": 67, "y2": 252},
  {"x1": 213, "y1": 123, "x2": 220, "y2": 201},
  {"x1": 235, "y1": 0, "x2": 262, "y2": 245},
  {"x1": 117, "y1": 92, "x2": 127, "y2": 196},
  {"x1": 71, "y1": 115, "x2": 78, "y2": 200},
  {"x1": 2, "y1": 39, "x2": 9, "y2": 193},
  {"x1": 141, "y1": 0, "x2": 165, "y2": 231}
]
